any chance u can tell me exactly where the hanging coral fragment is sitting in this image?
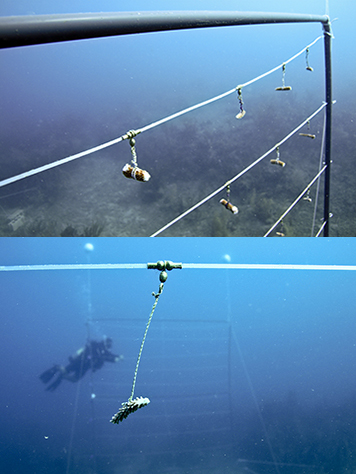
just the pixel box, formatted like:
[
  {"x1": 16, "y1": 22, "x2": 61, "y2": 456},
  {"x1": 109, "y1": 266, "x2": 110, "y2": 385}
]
[
  {"x1": 305, "y1": 48, "x2": 314, "y2": 72},
  {"x1": 220, "y1": 185, "x2": 238, "y2": 214},
  {"x1": 270, "y1": 147, "x2": 286, "y2": 167},
  {"x1": 235, "y1": 88, "x2": 246, "y2": 119},
  {"x1": 275, "y1": 64, "x2": 292, "y2": 91},
  {"x1": 110, "y1": 397, "x2": 150, "y2": 424},
  {"x1": 122, "y1": 130, "x2": 151, "y2": 182},
  {"x1": 299, "y1": 120, "x2": 316, "y2": 139}
]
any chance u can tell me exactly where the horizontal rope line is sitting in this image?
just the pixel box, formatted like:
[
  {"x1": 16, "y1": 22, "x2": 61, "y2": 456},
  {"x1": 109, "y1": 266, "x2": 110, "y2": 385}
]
[
  {"x1": 150, "y1": 101, "x2": 327, "y2": 237},
  {"x1": 0, "y1": 35, "x2": 322, "y2": 189},
  {"x1": 0, "y1": 263, "x2": 146, "y2": 271},
  {"x1": 264, "y1": 164, "x2": 327, "y2": 237},
  {"x1": 0, "y1": 263, "x2": 355, "y2": 271},
  {"x1": 236, "y1": 34, "x2": 322, "y2": 89},
  {"x1": 183, "y1": 264, "x2": 356, "y2": 270},
  {"x1": 0, "y1": 136, "x2": 125, "y2": 188}
]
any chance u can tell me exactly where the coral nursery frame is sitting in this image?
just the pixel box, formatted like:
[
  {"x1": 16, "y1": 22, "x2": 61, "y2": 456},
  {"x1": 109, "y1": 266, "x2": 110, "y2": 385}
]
[{"x1": 0, "y1": 11, "x2": 333, "y2": 235}]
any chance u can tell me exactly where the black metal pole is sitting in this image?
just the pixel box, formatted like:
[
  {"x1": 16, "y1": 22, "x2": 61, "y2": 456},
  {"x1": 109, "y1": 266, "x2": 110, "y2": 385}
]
[
  {"x1": 0, "y1": 11, "x2": 329, "y2": 49},
  {"x1": 322, "y1": 20, "x2": 332, "y2": 237}
]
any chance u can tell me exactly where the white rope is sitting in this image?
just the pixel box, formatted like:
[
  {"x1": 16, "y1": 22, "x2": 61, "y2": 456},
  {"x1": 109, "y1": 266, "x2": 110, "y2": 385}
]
[
  {"x1": 236, "y1": 35, "x2": 322, "y2": 89},
  {"x1": 0, "y1": 136, "x2": 125, "y2": 188},
  {"x1": 263, "y1": 164, "x2": 327, "y2": 237},
  {"x1": 0, "y1": 36, "x2": 323, "y2": 190},
  {"x1": 183, "y1": 264, "x2": 356, "y2": 271},
  {"x1": 150, "y1": 102, "x2": 327, "y2": 237},
  {"x1": 0, "y1": 263, "x2": 146, "y2": 271},
  {"x1": 315, "y1": 220, "x2": 327, "y2": 237},
  {"x1": 1, "y1": 263, "x2": 356, "y2": 271}
]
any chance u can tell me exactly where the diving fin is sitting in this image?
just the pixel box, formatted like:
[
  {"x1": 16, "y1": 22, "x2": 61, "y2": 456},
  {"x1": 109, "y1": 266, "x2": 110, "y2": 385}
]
[
  {"x1": 39, "y1": 365, "x2": 59, "y2": 383},
  {"x1": 46, "y1": 375, "x2": 63, "y2": 392}
]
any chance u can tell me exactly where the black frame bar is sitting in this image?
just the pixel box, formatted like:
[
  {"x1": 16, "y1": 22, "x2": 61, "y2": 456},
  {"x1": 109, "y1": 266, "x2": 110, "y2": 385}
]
[{"x1": 0, "y1": 11, "x2": 332, "y2": 236}]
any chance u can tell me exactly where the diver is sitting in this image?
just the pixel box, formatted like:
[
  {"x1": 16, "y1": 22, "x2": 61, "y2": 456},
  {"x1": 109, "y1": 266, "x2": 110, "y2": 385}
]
[{"x1": 39, "y1": 337, "x2": 122, "y2": 391}]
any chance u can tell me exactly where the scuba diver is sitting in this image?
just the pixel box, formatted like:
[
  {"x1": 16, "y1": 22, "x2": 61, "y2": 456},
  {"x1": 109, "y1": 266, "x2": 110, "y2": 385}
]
[{"x1": 39, "y1": 337, "x2": 122, "y2": 391}]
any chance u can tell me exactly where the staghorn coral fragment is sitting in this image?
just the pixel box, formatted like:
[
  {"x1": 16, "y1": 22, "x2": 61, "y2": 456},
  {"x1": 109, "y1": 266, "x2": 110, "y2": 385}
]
[{"x1": 110, "y1": 396, "x2": 150, "y2": 424}]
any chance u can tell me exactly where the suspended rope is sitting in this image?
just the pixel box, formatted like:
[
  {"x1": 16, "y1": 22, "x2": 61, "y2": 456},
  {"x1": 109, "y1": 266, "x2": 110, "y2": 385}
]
[
  {"x1": 65, "y1": 369, "x2": 84, "y2": 474},
  {"x1": 0, "y1": 35, "x2": 323, "y2": 190},
  {"x1": 1, "y1": 262, "x2": 356, "y2": 272},
  {"x1": 182, "y1": 264, "x2": 356, "y2": 271},
  {"x1": 66, "y1": 254, "x2": 98, "y2": 473},
  {"x1": 110, "y1": 260, "x2": 181, "y2": 424},
  {"x1": 150, "y1": 102, "x2": 327, "y2": 237},
  {"x1": 85, "y1": 264, "x2": 98, "y2": 472},
  {"x1": 263, "y1": 164, "x2": 327, "y2": 237},
  {"x1": 0, "y1": 263, "x2": 146, "y2": 271}
]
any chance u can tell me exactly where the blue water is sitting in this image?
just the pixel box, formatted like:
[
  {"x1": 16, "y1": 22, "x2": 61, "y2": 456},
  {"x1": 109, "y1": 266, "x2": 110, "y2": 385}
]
[{"x1": 0, "y1": 237, "x2": 356, "y2": 473}]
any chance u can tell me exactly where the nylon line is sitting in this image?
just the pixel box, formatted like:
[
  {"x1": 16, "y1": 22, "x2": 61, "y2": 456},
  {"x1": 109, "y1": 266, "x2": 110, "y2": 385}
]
[
  {"x1": 0, "y1": 263, "x2": 355, "y2": 272},
  {"x1": 0, "y1": 35, "x2": 323, "y2": 189},
  {"x1": 150, "y1": 102, "x2": 327, "y2": 237},
  {"x1": 264, "y1": 164, "x2": 327, "y2": 237}
]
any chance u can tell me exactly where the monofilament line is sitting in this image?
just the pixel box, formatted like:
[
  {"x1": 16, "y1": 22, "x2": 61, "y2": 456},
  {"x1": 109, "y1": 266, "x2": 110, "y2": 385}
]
[
  {"x1": 150, "y1": 102, "x2": 327, "y2": 237},
  {"x1": 264, "y1": 164, "x2": 327, "y2": 237},
  {"x1": 1, "y1": 263, "x2": 356, "y2": 272},
  {"x1": 0, "y1": 36, "x2": 322, "y2": 189},
  {"x1": 110, "y1": 281, "x2": 164, "y2": 424},
  {"x1": 129, "y1": 284, "x2": 164, "y2": 401},
  {"x1": 0, "y1": 263, "x2": 146, "y2": 272}
]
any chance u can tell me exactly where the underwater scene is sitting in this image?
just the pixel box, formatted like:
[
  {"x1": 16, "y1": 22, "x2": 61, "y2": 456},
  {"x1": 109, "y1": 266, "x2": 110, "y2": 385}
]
[
  {"x1": 0, "y1": 0, "x2": 355, "y2": 236},
  {"x1": 0, "y1": 237, "x2": 356, "y2": 474}
]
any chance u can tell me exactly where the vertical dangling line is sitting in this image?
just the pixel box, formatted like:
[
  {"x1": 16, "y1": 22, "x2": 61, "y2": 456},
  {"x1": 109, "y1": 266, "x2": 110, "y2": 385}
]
[
  {"x1": 235, "y1": 88, "x2": 246, "y2": 119},
  {"x1": 220, "y1": 184, "x2": 239, "y2": 214},
  {"x1": 121, "y1": 130, "x2": 151, "y2": 182},
  {"x1": 305, "y1": 48, "x2": 314, "y2": 71},
  {"x1": 129, "y1": 279, "x2": 164, "y2": 402},
  {"x1": 66, "y1": 243, "x2": 96, "y2": 474},
  {"x1": 270, "y1": 146, "x2": 286, "y2": 167},
  {"x1": 110, "y1": 261, "x2": 181, "y2": 424},
  {"x1": 275, "y1": 64, "x2": 292, "y2": 91},
  {"x1": 225, "y1": 260, "x2": 236, "y2": 443},
  {"x1": 85, "y1": 243, "x2": 97, "y2": 473}
]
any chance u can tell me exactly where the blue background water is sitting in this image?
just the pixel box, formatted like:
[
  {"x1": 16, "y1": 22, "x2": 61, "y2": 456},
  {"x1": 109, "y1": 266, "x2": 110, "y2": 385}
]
[
  {"x1": 0, "y1": 237, "x2": 356, "y2": 473},
  {"x1": 0, "y1": 0, "x2": 355, "y2": 236}
]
